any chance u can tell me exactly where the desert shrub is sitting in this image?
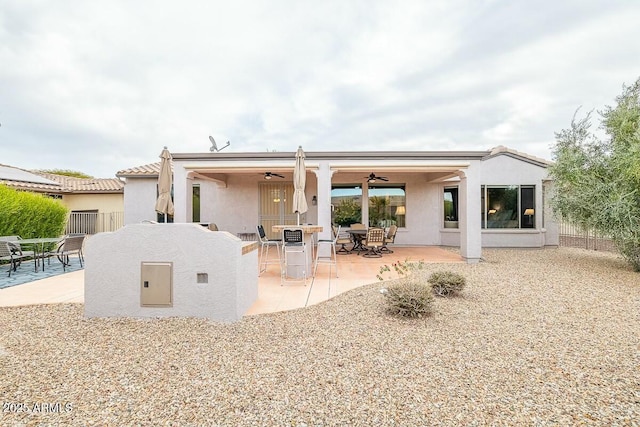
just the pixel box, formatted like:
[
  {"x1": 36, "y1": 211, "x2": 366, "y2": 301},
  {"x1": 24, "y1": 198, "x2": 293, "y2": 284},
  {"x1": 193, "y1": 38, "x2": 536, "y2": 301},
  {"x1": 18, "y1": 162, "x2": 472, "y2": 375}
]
[
  {"x1": 377, "y1": 259, "x2": 426, "y2": 281},
  {"x1": 382, "y1": 276, "x2": 434, "y2": 318},
  {"x1": 428, "y1": 270, "x2": 466, "y2": 297}
]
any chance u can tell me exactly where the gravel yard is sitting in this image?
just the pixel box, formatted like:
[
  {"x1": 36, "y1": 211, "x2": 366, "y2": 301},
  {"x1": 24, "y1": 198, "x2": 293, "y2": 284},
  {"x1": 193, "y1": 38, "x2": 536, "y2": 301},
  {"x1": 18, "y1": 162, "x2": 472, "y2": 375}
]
[{"x1": 1, "y1": 247, "x2": 639, "y2": 426}]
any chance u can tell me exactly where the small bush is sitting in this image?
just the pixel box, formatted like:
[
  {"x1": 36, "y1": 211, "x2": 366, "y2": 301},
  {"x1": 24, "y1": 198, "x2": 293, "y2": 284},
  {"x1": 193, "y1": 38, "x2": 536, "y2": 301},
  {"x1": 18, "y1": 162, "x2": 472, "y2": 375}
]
[
  {"x1": 428, "y1": 270, "x2": 466, "y2": 297},
  {"x1": 377, "y1": 259, "x2": 426, "y2": 281},
  {"x1": 382, "y1": 276, "x2": 434, "y2": 318}
]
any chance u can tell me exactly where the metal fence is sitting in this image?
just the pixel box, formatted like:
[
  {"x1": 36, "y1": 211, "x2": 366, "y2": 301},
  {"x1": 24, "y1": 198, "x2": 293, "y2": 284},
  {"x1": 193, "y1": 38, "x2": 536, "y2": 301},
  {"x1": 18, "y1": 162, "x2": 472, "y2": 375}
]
[
  {"x1": 65, "y1": 212, "x2": 124, "y2": 235},
  {"x1": 558, "y1": 220, "x2": 617, "y2": 252}
]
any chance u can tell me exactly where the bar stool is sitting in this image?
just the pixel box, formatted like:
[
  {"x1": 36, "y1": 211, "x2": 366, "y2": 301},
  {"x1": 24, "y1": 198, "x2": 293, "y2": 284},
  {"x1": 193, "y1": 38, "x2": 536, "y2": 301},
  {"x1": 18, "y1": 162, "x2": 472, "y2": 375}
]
[
  {"x1": 314, "y1": 225, "x2": 340, "y2": 277},
  {"x1": 281, "y1": 228, "x2": 307, "y2": 285},
  {"x1": 257, "y1": 225, "x2": 281, "y2": 275}
]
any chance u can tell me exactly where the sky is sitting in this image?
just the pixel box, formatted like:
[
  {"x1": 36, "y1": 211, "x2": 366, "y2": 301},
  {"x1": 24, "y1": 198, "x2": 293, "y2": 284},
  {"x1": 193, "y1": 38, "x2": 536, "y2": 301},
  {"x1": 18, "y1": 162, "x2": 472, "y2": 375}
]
[{"x1": 1, "y1": 1, "x2": 639, "y2": 178}]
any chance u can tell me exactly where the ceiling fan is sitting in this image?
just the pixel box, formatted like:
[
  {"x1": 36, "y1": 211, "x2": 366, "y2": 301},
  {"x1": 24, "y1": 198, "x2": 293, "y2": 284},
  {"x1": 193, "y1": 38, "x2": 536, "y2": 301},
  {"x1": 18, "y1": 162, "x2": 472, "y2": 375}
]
[
  {"x1": 365, "y1": 173, "x2": 388, "y2": 183},
  {"x1": 209, "y1": 135, "x2": 230, "y2": 152},
  {"x1": 264, "y1": 172, "x2": 285, "y2": 180}
]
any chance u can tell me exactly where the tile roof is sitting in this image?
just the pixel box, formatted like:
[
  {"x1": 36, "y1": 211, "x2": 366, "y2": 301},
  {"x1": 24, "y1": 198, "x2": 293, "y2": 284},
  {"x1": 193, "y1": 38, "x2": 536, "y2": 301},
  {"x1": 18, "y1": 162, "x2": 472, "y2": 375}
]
[
  {"x1": 486, "y1": 145, "x2": 552, "y2": 167},
  {"x1": 0, "y1": 178, "x2": 62, "y2": 192},
  {"x1": 36, "y1": 173, "x2": 124, "y2": 193},
  {"x1": 116, "y1": 162, "x2": 164, "y2": 177},
  {"x1": 0, "y1": 164, "x2": 124, "y2": 194}
]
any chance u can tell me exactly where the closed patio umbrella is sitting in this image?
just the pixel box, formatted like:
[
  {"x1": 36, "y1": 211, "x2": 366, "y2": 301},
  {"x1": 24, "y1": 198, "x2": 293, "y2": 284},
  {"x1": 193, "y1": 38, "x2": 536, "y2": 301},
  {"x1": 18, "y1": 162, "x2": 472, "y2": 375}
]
[
  {"x1": 292, "y1": 146, "x2": 308, "y2": 225},
  {"x1": 155, "y1": 146, "x2": 174, "y2": 222}
]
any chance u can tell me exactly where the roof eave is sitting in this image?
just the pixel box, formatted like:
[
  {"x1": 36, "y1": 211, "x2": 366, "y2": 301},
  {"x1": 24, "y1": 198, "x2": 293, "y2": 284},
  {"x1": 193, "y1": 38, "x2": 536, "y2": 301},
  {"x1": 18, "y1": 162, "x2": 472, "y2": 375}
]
[{"x1": 172, "y1": 150, "x2": 491, "y2": 162}]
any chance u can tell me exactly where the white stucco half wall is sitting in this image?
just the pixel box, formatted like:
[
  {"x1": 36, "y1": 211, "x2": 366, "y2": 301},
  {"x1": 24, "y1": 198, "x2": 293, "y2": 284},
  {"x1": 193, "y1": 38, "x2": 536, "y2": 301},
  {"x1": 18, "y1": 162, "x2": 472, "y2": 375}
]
[{"x1": 84, "y1": 223, "x2": 258, "y2": 322}]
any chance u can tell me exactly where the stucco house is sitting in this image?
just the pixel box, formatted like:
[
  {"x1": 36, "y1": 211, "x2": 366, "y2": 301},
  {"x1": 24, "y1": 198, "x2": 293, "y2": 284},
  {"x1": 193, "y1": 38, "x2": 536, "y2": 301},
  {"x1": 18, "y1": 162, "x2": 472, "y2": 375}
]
[
  {"x1": 0, "y1": 164, "x2": 125, "y2": 233},
  {"x1": 117, "y1": 145, "x2": 559, "y2": 263}
]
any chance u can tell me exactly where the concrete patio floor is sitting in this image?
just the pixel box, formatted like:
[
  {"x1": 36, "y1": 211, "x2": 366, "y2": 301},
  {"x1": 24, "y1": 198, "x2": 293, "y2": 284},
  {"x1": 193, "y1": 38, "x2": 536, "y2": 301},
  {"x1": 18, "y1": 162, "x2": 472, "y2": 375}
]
[{"x1": 0, "y1": 246, "x2": 463, "y2": 314}]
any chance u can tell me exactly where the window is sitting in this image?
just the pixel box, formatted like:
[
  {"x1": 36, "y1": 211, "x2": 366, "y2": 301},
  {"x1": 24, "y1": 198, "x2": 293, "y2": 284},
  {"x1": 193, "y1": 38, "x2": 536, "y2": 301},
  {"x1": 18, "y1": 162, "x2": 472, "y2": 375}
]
[
  {"x1": 443, "y1": 187, "x2": 458, "y2": 228},
  {"x1": 331, "y1": 185, "x2": 362, "y2": 226},
  {"x1": 192, "y1": 184, "x2": 200, "y2": 223},
  {"x1": 368, "y1": 184, "x2": 406, "y2": 227},
  {"x1": 481, "y1": 185, "x2": 535, "y2": 229}
]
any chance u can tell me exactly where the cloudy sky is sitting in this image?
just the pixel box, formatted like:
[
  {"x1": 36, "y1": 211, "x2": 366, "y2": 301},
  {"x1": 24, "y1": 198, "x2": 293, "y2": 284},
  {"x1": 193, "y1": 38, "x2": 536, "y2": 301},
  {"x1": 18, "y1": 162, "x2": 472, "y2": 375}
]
[{"x1": 1, "y1": 1, "x2": 638, "y2": 178}]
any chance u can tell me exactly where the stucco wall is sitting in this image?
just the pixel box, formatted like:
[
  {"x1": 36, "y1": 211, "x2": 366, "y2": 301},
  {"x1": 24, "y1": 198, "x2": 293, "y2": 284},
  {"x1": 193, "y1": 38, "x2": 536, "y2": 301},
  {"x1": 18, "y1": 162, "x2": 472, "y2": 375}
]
[
  {"x1": 62, "y1": 193, "x2": 124, "y2": 213},
  {"x1": 123, "y1": 178, "x2": 158, "y2": 224},
  {"x1": 194, "y1": 173, "x2": 319, "y2": 235},
  {"x1": 84, "y1": 223, "x2": 258, "y2": 322},
  {"x1": 480, "y1": 155, "x2": 548, "y2": 185},
  {"x1": 477, "y1": 155, "x2": 555, "y2": 248}
]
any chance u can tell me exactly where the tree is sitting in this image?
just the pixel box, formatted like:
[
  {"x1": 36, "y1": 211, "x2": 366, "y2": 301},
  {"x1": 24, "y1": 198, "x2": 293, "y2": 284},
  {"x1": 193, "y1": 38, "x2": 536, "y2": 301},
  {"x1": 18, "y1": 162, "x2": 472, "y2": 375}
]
[
  {"x1": 36, "y1": 169, "x2": 93, "y2": 178},
  {"x1": 333, "y1": 199, "x2": 362, "y2": 226},
  {"x1": 368, "y1": 196, "x2": 391, "y2": 227},
  {"x1": 550, "y1": 77, "x2": 640, "y2": 271}
]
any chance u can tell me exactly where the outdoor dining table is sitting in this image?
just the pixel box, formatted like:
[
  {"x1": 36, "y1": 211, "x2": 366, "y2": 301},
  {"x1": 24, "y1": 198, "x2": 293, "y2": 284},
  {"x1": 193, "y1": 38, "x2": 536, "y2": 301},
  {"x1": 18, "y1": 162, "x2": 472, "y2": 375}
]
[
  {"x1": 272, "y1": 224, "x2": 323, "y2": 279},
  {"x1": 348, "y1": 229, "x2": 367, "y2": 253},
  {"x1": 8, "y1": 237, "x2": 62, "y2": 272}
]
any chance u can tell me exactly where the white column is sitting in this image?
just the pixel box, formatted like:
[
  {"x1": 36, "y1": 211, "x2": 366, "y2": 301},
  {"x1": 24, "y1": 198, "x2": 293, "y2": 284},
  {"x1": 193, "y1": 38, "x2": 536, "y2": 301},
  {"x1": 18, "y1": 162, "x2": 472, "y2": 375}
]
[
  {"x1": 362, "y1": 183, "x2": 369, "y2": 227},
  {"x1": 173, "y1": 163, "x2": 188, "y2": 223},
  {"x1": 459, "y1": 167, "x2": 482, "y2": 263},
  {"x1": 314, "y1": 163, "x2": 335, "y2": 256}
]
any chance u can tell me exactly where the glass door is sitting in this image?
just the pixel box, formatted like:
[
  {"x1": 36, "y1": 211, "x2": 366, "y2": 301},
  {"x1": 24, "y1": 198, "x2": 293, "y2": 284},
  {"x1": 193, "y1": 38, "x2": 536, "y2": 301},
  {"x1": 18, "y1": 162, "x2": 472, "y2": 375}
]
[{"x1": 259, "y1": 182, "x2": 296, "y2": 239}]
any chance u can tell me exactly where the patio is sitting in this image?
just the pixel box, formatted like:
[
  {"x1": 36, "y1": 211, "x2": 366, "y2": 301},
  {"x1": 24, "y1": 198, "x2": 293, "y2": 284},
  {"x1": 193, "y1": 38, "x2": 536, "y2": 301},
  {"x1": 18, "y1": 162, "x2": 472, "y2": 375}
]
[{"x1": 0, "y1": 246, "x2": 463, "y2": 312}]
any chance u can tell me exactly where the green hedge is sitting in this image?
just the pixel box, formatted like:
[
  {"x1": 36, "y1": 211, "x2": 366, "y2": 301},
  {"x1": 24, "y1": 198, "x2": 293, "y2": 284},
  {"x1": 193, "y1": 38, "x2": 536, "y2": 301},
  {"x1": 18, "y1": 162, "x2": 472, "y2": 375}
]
[{"x1": 0, "y1": 185, "x2": 68, "y2": 238}]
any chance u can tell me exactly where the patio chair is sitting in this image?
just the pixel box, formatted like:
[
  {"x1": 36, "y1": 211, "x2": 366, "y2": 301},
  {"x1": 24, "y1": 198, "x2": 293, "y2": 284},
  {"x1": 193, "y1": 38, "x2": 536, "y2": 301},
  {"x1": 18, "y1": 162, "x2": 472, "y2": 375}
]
[
  {"x1": 336, "y1": 226, "x2": 353, "y2": 254},
  {"x1": 0, "y1": 240, "x2": 30, "y2": 277},
  {"x1": 314, "y1": 225, "x2": 341, "y2": 277},
  {"x1": 360, "y1": 227, "x2": 385, "y2": 258},
  {"x1": 0, "y1": 235, "x2": 21, "y2": 245},
  {"x1": 281, "y1": 228, "x2": 307, "y2": 284},
  {"x1": 257, "y1": 225, "x2": 281, "y2": 275},
  {"x1": 0, "y1": 236, "x2": 36, "y2": 258},
  {"x1": 56, "y1": 234, "x2": 86, "y2": 272},
  {"x1": 380, "y1": 224, "x2": 398, "y2": 253}
]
